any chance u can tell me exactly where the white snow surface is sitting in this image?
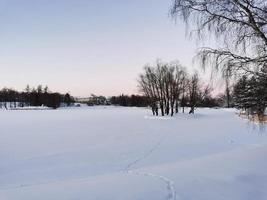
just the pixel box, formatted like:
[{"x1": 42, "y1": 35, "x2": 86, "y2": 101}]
[{"x1": 0, "y1": 106, "x2": 267, "y2": 200}]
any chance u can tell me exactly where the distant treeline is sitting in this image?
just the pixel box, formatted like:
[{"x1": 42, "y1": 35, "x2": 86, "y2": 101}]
[
  {"x1": 109, "y1": 94, "x2": 219, "y2": 108},
  {"x1": 77, "y1": 94, "x2": 150, "y2": 107},
  {"x1": 0, "y1": 85, "x2": 74, "y2": 109},
  {"x1": 109, "y1": 95, "x2": 150, "y2": 107},
  {"x1": 79, "y1": 94, "x2": 221, "y2": 108},
  {"x1": 0, "y1": 85, "x2": 223, "y2": 110}
]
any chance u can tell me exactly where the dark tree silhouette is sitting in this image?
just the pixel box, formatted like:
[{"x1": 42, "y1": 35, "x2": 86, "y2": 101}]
[
  {"x1": 0, "y1": 85, "x2": 74, "y2": 109},
  {"x1": 171, "y1": 0, "x2": 267, "y2": 77}
]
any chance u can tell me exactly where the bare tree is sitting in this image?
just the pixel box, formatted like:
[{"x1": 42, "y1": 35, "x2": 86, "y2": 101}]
[
  {"x1": 222, "y1": 66, "x2": 233, "y2": 108},
  {"x1": 188, "y1": 72, "x2": 200, "y2": 114},
  {"x1": 171, "y1": 0, "x2": 267, "y2": 76},
  {"x1": 169, "y1": 61, "x2": 187, "y2": 115}
]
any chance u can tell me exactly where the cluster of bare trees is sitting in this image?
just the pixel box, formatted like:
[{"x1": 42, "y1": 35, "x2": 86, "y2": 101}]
[{"x1": 138, "y1": 61, "x2": 210, "y2": 116}]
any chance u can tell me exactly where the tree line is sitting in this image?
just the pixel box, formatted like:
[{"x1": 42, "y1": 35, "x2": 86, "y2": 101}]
[
  {"x1": 138, "y1": 60, "x2": 218, "y2": 116},
  {"x1": 0, "y1": 85, "x2": 74, "y2": 109},
  {"x1": 109, "y1": 95, "x2": 150, "y2": 107},
  {"x1": 77, "y1": 94, "x2": 151, "y2": 107}
]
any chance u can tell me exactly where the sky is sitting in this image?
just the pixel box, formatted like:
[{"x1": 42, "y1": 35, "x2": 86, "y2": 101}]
[{"x1": 0, "y1": 0, "x2": 202, "y2": 97}]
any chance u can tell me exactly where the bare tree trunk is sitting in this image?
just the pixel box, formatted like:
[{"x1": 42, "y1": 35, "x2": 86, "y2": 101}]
[
  {"x1": 151, "y1": 107, "x2": 155, "y2": 115},
  {"x1": 171, "y1": 100, "x2": 175, "y2": 116},
  {"x1": 166, "y1": 100, "x2": 170, "y2": 115},
  {"x1": 175, "y1": 100, "x2": 179, "y2": 113},
  {"x1": 160, "y1": 102, "x2": 164, "y2": 116},
  {"x1": 225, "y1": 68, "x2": 231, "y2": 108},
  {"x1": 189, "y1": 106, "x2": 195, "y2": 114},
  {"x1": 155, "y1": 105, "x2": 158, "y2": 116},
  {"x1": 226, "y1": 86, "x2": 230, "y2": 108}
]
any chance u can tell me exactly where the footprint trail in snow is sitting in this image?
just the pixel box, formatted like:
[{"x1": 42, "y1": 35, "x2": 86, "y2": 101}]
[{"x1": 123, "y1": 137, "x2": 178, "y2": 200}]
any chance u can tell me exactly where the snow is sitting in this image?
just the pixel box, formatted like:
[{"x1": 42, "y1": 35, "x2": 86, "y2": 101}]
[
  {"x1": 0, "y1": 107, "x2": 267, "y2": 200},
  {"x1": 10, "y1": 106, "x2": 50, "y2": 110}
]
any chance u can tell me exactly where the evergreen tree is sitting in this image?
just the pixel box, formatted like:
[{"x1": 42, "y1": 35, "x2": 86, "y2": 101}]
[
  {"x1": 233, "y1": 76, "x2": 248, "y2": 109},
  {"x1": 233, "y1": 72, "x2": 267, "y2": 117}
]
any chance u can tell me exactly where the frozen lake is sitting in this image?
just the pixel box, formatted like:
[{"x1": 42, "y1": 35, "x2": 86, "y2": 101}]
[{"x1": 0, "y1": 106, "x2": 267, "y2": 200}]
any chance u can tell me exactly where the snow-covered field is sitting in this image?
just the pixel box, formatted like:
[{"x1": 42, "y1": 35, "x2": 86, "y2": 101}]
[{"x1": 0, "y1": 106, "x2": 267, "y2": 200}]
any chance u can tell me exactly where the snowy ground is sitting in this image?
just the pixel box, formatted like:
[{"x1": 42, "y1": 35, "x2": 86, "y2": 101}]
[{"x1": 0, "y1": 106, "x2": 267, "y2": 200}]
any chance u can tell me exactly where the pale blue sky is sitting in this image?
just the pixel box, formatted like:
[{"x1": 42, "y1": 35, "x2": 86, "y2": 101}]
[{"x1": 0, "y1": 0, "x2": 199, "y2": 96}]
